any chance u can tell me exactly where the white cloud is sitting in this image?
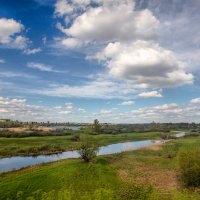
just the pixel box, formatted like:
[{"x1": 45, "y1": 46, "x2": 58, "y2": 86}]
[
  {"x1": 27, "y1": 62, "x2": 60, "y2": 72},
  {"x1": 24, "y1": 48, "x2": 42, "y2": 55},
  {"x1": 0, "y1": 96, "x2": 48, "y2": 121},
  {"x1": 0, "y1": 71, "x2": 36, "y2": 79},
  {"x1": 61, "y1": 38, "x2": 80, "y2": 48},
  {"x1": 138, "y1": 91, "x2": 163, "y2": 98},
  {"x1": 120, "y1": 101, "x2": 134, "y2": 106},
  {"x1": 55, "y1": 0, "x2": 74, "y2": 17},
  {"x1": 55, "y1": 0, "x2": 92, "y2": 17},
  {"x1": 0, "y1": 18, "x2": 28, "y2": 49},
  {"x1": 66, "y1": 103, "x2": 74, "y2": 111},
  {"x1": 100, "y1": 109, "x2": 112, "y2": 114},
  {"x1": 59, "y1": 110, "x2": 72, "y2": 115},
  {"x1": 0, "y1": 96, "x2": 77, "y2": 121},
  {"x1": 78, "y1": 108, "x2": 86, "y2": 112},
  {"x1": 0, "y1": 18, "x2": 23, "y2": 43},
  {"x1": 58, "y1": 1, "x2": 158, "y2": 44},
  {"x1": 55, "y1": 0, "x2": 194, "y2": 90},
  {"x1": 95, "y1": 41, "x2": 193, "y2": 88},
  {"x1": 1, "y1": 96, "x2": 200, "y2": 123},
  {"x1": 191, "y1": 98, "x2": 200, "y2": 104},
  {"x1": 27, "y1": 77, "x2": 137, "y2": 99},
  {"x1": 129, "y1": 103, "x2": 200, "y2": 123}
]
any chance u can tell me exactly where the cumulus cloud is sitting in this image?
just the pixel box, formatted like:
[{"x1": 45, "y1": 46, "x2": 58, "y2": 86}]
[
  {"x1": 0, "y1": 18, "x2": 29, "y2": 49},
  {"x1": 90, "y1": 102, "x2": 200, "y2": 123},
  {"x1": 120, "y1": 101, "x2": 134, "y2": 106},
  {"x1": 94, "y1": 41, "x2": 193, "y2": 88},
  {"x1": 55, "y1": 0, "x2": 193, "y2": 90},
  {"x1": 55, "y1": 0, "x2": 74, "y2": 17},
  {"x1": 0, "y1": 96, "x2": 47, "y2": 121},
  {"x1": 66, "y1": 4, "x2": 157, "y2": 43},
  {"x1": 138, "y1": 91, "x2": 162, "y2": 98},
  {"x1": 0, "y1": 96, "x2": 84, "y2": 121},
  {"x1": 191, "y1": 98, "x2": 200, "y2": 104},
  {"x1": 60, "y1": 37, "x2": 80, "y2": 48},
  {"x1": 1, "y1": 96, "x2": 200, "y2": 123},
  {"x1": 129, "y1": 103, "x2": 200, "y2": 123},
  {"x1": 56, "y1": 0, "x2": 158, "y2": 46}
]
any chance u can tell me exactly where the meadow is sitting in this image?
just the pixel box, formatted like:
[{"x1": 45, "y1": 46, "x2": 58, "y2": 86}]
[
  {"x1": 0, "y1": 136, "x2": 199, "y2": 200},
  {"x1": 0, "y1": 131, "x2": 165, "y2": 157}
]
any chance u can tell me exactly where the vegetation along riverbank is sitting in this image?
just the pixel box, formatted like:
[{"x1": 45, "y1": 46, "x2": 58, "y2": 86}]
[{"x1": 0, "y1": 136, "x2": 199, "y2": 200}]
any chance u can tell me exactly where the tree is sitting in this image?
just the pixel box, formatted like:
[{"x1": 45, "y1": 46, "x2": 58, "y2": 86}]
[
  {"x1": 93, "y1": 119, "x2": 101, "y2": 134},
  {"x1": 78, "y1": 139, "x2": 99, "y2": 162}
]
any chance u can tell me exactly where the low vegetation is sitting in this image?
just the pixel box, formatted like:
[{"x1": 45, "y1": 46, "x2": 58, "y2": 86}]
[
  {"x1": 78, "y1": 139, "x2": 99, "y2": 162},
  {"x1": 0, "y1": 136, "x2": 199, "y2": 200},
  {"x1": 0, "y1": 131, "x2": 164, "y2": 157},
  {"x1": 0, "y1": 129, "x2": 76, "y2": 138},
  {"x1": 177, "y1": 146, "x2": 200, "y2": 187}
]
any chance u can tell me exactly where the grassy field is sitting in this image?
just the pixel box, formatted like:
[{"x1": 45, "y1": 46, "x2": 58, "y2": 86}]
[
  {"x1": 0, "y1": 131, "x2": 165, "y2": 157},
  {"x1": 0, "y1": 136, "x2": 199, "y2": 200}
]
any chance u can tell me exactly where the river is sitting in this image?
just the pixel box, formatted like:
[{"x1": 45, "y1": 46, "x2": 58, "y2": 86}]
[
  {"x1": 0, "y1": 140, "x2": 156, "y2": 173},
  {"x1": 0, "y1": 132, "x2": 186, "y2": 173}
]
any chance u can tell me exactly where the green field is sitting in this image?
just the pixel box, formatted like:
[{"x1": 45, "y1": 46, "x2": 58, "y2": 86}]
[
  {"x1": 0, "y1": 131, "x2": 164, "y2": 157},
  {"x1": 0, "y1": 136, "x2": 199, "y2": 200}
]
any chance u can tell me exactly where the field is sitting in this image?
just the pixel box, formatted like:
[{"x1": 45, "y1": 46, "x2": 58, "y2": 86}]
[
  {"x1": 0, "y1": 131, "x2": 165, "y2": 157},
  {"x1": 0, "y1": 136, "x2": 199, "y2": 200}
]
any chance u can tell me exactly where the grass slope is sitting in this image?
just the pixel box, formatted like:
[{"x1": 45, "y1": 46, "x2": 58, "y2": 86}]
[{"x1": 0, "y1": 136, "x2": 199, "y2": 200}]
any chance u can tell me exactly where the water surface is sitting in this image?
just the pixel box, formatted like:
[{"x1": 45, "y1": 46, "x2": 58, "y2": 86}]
[
  {"x1": 46, "y1": 126, "x2": 81, "y2": 131},
  {"x1": 0, "y1": 140, "x2": 154, "y2": 173}
]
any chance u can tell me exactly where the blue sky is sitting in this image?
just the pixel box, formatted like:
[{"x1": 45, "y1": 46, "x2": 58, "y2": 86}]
[{"x1": 0, "y1": 0, "x2": 200, "y2": 123}]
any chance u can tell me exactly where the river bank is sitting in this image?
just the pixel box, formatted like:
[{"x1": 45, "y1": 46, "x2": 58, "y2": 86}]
[{"x1": 0, "y1": 136, "x2": 199, "y2": 200}]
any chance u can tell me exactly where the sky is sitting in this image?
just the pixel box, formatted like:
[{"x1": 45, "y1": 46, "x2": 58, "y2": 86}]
[{"x1": 0, "y1": 0, "x2": 200, "y2": 123}]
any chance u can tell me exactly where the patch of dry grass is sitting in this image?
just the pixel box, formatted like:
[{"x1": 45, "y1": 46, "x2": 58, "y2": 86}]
[{"x1": 108, "y1": 150, "x2": 178, "y2": 192}]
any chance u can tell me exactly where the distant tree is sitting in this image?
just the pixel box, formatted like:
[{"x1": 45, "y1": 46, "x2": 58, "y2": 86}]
[
  {"x1": 93, "y1": 119, "x2": 101, "y2": 134},
  {"x1": 78, "y1": 139, "x2": 99, "y2": 162},
  {"x1": 28, "y1": 123, "x2": 34, "y2": 130}
]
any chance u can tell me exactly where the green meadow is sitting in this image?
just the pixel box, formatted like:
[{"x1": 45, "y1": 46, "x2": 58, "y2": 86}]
[
  {"x1": 0, "y1": 131, "x2": 164, "y2": 157},
  {"x1": 0, "y1": 136, "x2": 199, "y2": 200}
]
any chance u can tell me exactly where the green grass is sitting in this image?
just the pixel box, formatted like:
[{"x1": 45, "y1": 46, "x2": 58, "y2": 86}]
[
  {"x1": 0, "y1": 131, "x2": 163, "y2": 157},
  {"x1": 0, "y1": 158, "x2": 120, "y2": 200},
  {"x1": 0, "y1": 136, "x2": 199, "y2": 200}
]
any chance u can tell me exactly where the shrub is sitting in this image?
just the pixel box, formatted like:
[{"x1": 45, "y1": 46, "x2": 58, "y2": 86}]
[
  {"x1": 78, "y1": 139, "x2": 99, "y2": 162},
  {"x1": 177, "y1": 147, "x2": 200, "y2": 187},
  {"x1": 71, "y1": 134, "x2": 80, "y2": 142}
]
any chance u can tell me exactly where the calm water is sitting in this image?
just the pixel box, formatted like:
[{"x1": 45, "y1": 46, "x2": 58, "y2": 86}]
[
  {"x1": 172, "y1": 131, "x2": 186, "y2": 138},
  {"x1": 47, "y1": 126, "x2": 81, "y2": 130},
  {"x1": 0, "y1": 140, "x2": 155, "y2": 173}
]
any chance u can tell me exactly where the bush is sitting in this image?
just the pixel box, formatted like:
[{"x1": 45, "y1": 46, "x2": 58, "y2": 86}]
[
  {"x1": 78, "y1": 139, "x2": 99, "y2": 162},
  {"x1": 71, "y1": 134, "x2": 80, "y2": 141},
  {"x1": 177, "y1": 147, "x2": 200, "y2": 187}
]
